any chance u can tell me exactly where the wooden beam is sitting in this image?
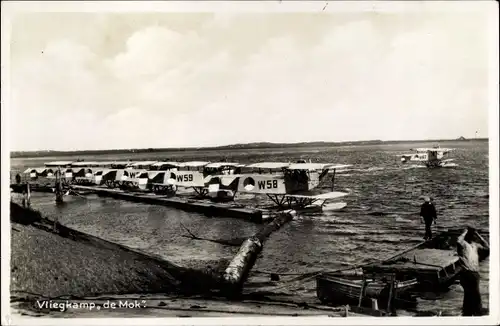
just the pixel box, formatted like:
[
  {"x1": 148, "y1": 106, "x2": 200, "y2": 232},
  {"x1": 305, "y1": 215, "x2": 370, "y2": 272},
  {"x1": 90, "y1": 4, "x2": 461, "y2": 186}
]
[{"x1": 221, "y1": 209, "x2": 297, "y2": 296}]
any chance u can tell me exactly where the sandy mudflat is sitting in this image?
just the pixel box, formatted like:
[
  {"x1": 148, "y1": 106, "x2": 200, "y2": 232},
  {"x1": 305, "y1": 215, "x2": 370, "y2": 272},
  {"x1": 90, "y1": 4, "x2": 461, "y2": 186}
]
[
  {"x1": 9, "y1": 201, "x2": 220, "y2": 301},
  {"x1": 11, "y1": 222, "x2": 183, "y2": 299},
  {"x1": 9, "y1": 202, "x2": 355, "y2": 318}
]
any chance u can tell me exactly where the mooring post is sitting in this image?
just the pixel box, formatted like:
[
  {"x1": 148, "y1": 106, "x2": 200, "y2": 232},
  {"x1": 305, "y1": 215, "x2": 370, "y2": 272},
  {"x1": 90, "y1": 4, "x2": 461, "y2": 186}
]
[
  {"x1": 55, "y1": 168, "x2": 64, "y2": 204},
  {"x1": 358, "y1": 274, "x2": 367, "y2": 307},
  {"x1": 26, "y1": 182, "x2": 31, "y2": 207},
  {"x1": 331, "y1": 169, "x2": 336, "y2": 191},
  {"x1": 386, "y1": 273, "x2": 395, "y2": 315}
]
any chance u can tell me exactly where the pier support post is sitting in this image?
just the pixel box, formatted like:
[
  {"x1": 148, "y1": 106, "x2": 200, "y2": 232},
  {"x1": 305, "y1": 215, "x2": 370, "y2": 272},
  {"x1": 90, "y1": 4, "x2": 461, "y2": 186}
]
[
  {"x1": 26, "y1": 183, "x2": 31, "y2": 208},
  {"x1": 358, "y1": 275, "x2": 367, "y2": 307},
  {"x1": 21, "y1": 183, "x2": 31, "y2": 208},
  {"x1": 55, "y1": 168, "x2": 64, "y2": 204},
  {"x1": 331, "y1": 169, "x2": 336, "y2": 191},
  {"x1": 386, "y1": 274, "x2": 395, "y2": 314}
]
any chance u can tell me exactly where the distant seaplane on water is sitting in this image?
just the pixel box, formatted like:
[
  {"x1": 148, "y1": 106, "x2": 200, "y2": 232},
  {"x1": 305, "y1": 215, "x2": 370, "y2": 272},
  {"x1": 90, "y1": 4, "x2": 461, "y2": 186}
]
[{"x1": 397, "y1": 145, "x2": 458, "y2": 168}]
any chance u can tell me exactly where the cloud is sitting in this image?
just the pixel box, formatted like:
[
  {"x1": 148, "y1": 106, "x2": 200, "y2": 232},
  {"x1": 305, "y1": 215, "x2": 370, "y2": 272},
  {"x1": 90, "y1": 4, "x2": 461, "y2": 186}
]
[{"x1": 9, "y1": 11, "x2": 492, "y2": 151}]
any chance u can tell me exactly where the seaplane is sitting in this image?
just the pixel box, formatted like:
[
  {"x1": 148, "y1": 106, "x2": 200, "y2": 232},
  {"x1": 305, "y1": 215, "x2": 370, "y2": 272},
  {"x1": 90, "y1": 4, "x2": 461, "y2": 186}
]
[
  {"x1": 22, "y1": 161, "x2": 74, "y2": 182},
  {"x1": 23, "y1": 167, "x2": 55, "y2": 180},
  {"x1": 168, "y1": 162, "x2": 243, "y2": 199},
  {"x1": 204, "y1": 161, "x2": 352, "y2": 212},
  {"x1": 147, "y1": 161, "x2": 182, "y2": 195},
  {"x1": 398, "y1": 146, "x2": 457, "y2": 168},
  {"x1": 99, "y1": 161, "x2": 148, "y2": 189},
  {"x1": 69, "y1": 161, "x2": 118, "y2": 185}
]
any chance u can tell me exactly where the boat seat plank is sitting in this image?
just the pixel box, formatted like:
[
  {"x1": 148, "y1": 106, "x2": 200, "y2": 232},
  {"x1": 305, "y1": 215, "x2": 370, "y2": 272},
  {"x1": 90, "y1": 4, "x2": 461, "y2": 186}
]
[
  {"x1": 367, "y1": 249, "x2": 460, "y2": 272},
  {"x1": 399, "y1": 249, "x2": 460, "y2": 268}
]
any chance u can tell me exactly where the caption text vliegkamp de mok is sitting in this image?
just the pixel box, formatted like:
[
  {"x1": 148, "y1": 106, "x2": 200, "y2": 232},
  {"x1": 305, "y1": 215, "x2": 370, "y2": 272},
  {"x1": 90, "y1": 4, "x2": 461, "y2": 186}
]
[{"x1": 36, "y1": 300, "x2": 147, "y2": 312}]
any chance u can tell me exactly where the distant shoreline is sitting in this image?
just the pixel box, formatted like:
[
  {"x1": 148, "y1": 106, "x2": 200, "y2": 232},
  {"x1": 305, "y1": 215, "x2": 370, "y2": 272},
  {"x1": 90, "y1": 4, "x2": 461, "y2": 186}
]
[{"x1": 10, "y1": 138, "x2": 488, "y2": 158}]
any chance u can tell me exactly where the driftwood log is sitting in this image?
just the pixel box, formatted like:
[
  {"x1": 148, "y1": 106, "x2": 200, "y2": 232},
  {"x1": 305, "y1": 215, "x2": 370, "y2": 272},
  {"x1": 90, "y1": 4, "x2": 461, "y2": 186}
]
[
  {"x1": 220, "y1": 209, "x2": 297, "y2": 296},
  {"x1": 180, "y1": 223, "x2": 245, "y2": 247}
]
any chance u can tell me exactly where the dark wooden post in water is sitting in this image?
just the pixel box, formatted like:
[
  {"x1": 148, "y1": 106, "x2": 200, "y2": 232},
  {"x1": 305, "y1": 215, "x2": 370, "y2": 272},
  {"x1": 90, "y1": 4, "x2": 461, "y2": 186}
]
[
  {"x1": 358, "y1": 274, "x2": 367, "y2": 307},
  {"x1": 331, "y1": 169, "x2": 336, "y2": 191},
  {"x1": 26, "y1": 182, "x2": 31, "y2": 207},
  {"x1": 55, "y1": 168, "x2": 64, "y2": 204},
  {"x1": 386, "y1": 273, "x2": 396, "y2": 315},
  {"x1": 221, "y1": 209, "x2": 297, "y2": 296},
  {"x1": 21, "y1": 183, "x2": 31, "y2": 208}
]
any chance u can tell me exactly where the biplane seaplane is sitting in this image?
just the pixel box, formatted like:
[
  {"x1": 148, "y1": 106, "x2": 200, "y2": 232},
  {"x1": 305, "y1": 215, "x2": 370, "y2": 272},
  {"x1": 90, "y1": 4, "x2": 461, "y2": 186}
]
[
  {"x1": 100, "y1": 161, "x2": 155, "y2": 190},
  {"x1": 69, "y1": 161, "x2": 128, "y2": 185},
  {"x1": 398, "y1": 146, "x2": 457, "y2": 168},
  {"x1": 147, "y1": 161, "x2": 182, "y2": 195},
  {"x1": 204, "y1": 161, "x2": 352, "y2": 213},
  {"x1": 167, "y1": 162, "x2": 244, "y2": 199},
  {"x1": 22, "y1": 161, "x2": 73, "y2": 182}
]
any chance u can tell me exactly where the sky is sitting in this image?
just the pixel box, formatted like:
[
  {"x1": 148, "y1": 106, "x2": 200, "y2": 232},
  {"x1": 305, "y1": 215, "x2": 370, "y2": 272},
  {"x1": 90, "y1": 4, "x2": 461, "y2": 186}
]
[{"x1": 6, "y1": 3, "x2": 495, "y2": 151}]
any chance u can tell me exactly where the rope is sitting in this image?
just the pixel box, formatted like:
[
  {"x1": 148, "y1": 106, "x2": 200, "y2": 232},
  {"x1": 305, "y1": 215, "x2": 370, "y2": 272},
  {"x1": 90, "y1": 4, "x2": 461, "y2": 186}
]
[{"x1": 248, "y1": 239, "x2": 436, "y2": 292}]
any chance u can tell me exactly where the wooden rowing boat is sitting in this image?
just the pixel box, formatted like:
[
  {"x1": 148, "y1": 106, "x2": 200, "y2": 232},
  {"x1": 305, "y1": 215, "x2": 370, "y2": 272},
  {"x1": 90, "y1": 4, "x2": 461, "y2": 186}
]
[
  {"x1": 363, "y1": 228, "x2": 489, "y2": 293},
  {"x1": 316, "y1": 228, "x2": 490, "y2": 311},
  {"x1": 316, "y1": 271, "x2": 418, "y2": 310}
]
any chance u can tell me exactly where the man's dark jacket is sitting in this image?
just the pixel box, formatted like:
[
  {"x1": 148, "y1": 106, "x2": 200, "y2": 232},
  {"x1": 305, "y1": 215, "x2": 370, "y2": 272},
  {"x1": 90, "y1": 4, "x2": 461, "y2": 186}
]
[{"x1": 420, "y1": 202, "x2": 437, "y2": 223}]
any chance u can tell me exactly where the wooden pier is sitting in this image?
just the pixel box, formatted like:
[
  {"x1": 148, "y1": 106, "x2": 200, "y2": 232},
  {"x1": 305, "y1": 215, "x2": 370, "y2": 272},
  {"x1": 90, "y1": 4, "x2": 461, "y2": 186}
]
[{"x1": 70, "y1": 185, "x2": 267, "y2": 223}]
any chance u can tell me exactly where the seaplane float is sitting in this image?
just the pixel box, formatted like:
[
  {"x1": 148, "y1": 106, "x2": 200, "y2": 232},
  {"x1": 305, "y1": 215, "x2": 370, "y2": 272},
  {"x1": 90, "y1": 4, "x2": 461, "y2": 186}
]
[{"x1": 397, "y1": 146, "x2": 458, "y2": 168}]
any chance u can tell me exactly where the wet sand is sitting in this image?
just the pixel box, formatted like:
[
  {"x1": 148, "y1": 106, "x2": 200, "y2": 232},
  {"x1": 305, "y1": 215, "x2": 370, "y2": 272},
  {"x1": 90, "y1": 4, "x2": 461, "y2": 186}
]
[{"x1": 9, "y1": 201, "x2": 357, "y2": 318}]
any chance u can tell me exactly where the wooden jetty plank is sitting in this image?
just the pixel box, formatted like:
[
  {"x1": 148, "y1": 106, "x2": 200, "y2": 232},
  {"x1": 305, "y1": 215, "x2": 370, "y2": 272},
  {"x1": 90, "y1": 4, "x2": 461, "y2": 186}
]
[{"x1": 71, "y1": 185, "x2": 265, "y2": 223}]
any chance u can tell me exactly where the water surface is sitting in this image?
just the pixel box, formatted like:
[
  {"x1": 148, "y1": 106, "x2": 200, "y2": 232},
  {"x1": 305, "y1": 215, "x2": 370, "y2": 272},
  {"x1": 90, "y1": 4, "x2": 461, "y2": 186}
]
[{"x1": 11, "y1": 141, "x2": 490, "y2": 315}]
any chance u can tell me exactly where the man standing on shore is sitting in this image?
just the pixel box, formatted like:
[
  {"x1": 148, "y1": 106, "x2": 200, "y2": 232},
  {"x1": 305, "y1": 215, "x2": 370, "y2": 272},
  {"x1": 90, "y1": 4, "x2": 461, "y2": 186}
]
[
  {"x1": 457, "y1": 227, "x2": 489, "y2": 316},
  {"x1": 420, "y1": 196, "x2": 437, "y2": 240}
]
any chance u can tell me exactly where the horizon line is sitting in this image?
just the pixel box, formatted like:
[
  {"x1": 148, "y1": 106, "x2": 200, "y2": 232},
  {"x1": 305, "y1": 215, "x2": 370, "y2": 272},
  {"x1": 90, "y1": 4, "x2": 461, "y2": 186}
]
[{"x1": 10, "y1": 137, "x2": 489, "y2": 154}]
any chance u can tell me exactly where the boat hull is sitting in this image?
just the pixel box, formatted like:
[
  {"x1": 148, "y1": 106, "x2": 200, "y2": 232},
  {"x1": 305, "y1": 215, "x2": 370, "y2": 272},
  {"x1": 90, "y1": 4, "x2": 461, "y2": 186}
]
[{"x1": 316, "y1": 272, "x2": 418, "y2": 309}]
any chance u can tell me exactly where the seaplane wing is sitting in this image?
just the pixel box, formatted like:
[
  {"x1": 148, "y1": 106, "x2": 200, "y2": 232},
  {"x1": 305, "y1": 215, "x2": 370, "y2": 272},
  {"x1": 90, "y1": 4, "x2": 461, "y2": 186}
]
[
  {"x1": 113, "y1": 161, "x2": 134, "y2": 167},
  {"x1": 246, "y1": 162, "x2": 290, "y2": 169},
  {"x1": 128, "y1": 161, "x2": 158, "y2": 168},
  {"x1": 181, "y1": 161, "x2": 210, "y2": 168},
  {"x1": 204, "y1": 162, "x2": 240, "y2": 169},
  {"x1": 151, "y1": 161, "x2": 181, "y2": 169},
  {"x1": 44, "y1": 161, "x2": 73, "y2": 167},
  {"x1": 286, "y1": 163, "x2": 352, "y2": 171},
  {"x1": 411, "y1": 147, "x2": 454, "y2": 153},
  {"x1": 70, "y1": 161, "x2": 98, "y2": 167}
]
